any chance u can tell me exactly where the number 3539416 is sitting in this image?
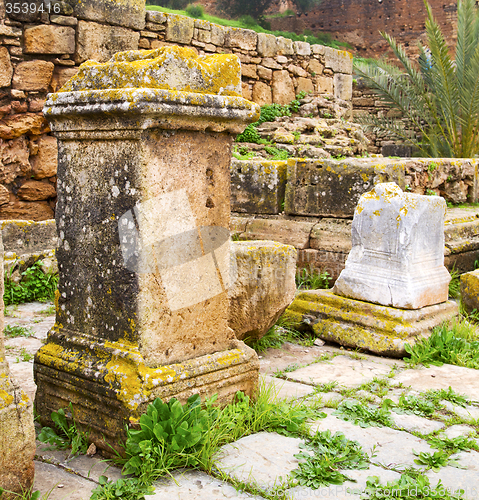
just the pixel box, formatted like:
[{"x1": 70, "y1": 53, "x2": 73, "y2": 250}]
[{"x1": 5, "y1": 2, "x2": 61, "y2": 14}]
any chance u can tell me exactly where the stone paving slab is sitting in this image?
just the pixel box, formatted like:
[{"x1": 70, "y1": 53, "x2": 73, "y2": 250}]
[
  {"x1": 32, "y1": 461, "x2": 96, "y2": 500},
  {"x1": 392, "y1": 365, "x2": 479, "y2": 402},
  {"x1": 36, "y1": 442, "x2": 123, "y2": 483},
  {"x1": 262, "y1": 375, "x2": 315, "y2": 400},
  {"x1": 391, "y1": 412, "x2": 445, "y2": 434},
  {"x1": 214, "y1": 432, "x2": 303, "y2": 490},
  {"x1": 425, "y1": 451, "x2": 479, "y2": 500},
  {"x1": 309, "y1": 413, "x2": 433, "y2": 468},
  {"x1": 285, "y1": 355, "x2": 393, "y2": 389},
  {"x1": 285, "y1": 465, "x2": 401, "y2": 500},
  {"x1": 151, "y1": 469, "x2": 265, "y2": 499},
  {"x1": 442, "y1": 400, "x2": 479, "y2": 420}
]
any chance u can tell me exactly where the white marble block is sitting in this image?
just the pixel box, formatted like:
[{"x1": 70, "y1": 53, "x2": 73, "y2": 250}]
[{"x1": 333, "y1": 182, "x2": 451, "y2": 309}]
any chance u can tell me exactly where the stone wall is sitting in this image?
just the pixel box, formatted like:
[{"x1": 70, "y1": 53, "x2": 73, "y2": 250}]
[
  {"x1": 0, "y1": 0, "x2": 352, "y2": 221},
  {"x1": 268, "y1": 0, "x2": 457, "y2": 60}
]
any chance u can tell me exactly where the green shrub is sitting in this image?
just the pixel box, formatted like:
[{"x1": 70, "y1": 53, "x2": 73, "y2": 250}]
[
  {"x1": 185, "y1": 3, "x2": 203, "y2": 18},
  {"x1": 235, "y1": 123, "x2": 263, "y2": 143}
]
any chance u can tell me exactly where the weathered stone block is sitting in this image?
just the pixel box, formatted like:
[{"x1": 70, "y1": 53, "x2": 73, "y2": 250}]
[
  {"x1": 242, "y1": 64, "x2": 257, "y2": 79},
  {"x1": 460, "y1": 269, "x2": 479, "y2": 314},
  {"x1": 31, "y1": 135, "x2": 58, "y2": 179},
  {"x1": 0, "y1": 231, "x2": 36, "y2": 495},
  {"x1": 257, "y1": 33, "x2": 277, "y2": 57},
  {"x1": 230, "y1": 159, "x2": 286, "y2": 214},
  {"x1": 35, "y1": 47, "x2": 260, "y2": 456},
  {"x1": 257, "y1": 66, "x2": 272, "y2": 80},
  {"x1": 294, "y1": 41, "x2": 311, "y2": 56},
  {"x1": 68, "y1": 0, "x2": 145, "y2": 30},
  {"x1": 211, "y1": 24, "x2": 229, "y2": 46},
  {"x1": 1, "y1": 219, "x2": 57, "y2": 256},
  {"x1": 49, "y1": 67, "x2": 79, "y2": 93},
  {"x1": 241, "y1": 218, "x2": 315, "y2": 249},
  {"x1": 24, "y1": 25, "x2": 75, "y2": 54},
  {"x1": 17, "y1": 180, "x2": 56, "y2": 201},
  {"x1": 297, "y1": 248, "x2": 347, "y2": 282},
  {"x1": 334, "y1": 183, "x2": 451, "y2": 309},
  {"x1": 296, "y1": 77, "x2": 314, "y2": 94},
  {"x1": 226, "y1": 28, "x2": 257, "y2": 51},
  {"x1": 165, "y1": 13, "x2": 194, "y2": 44},
  {"x1": 316, "y1": 76, "x2": 333, "y2": 94},
  {"x1": 12, "y1": 60, "x2": 54, "y2": 91},
  {"x1": 272, "y1": 70, "x2": 295, "y2": 105},
  {"x1": 75, "y1": 21, "x2": 140, "y2": 64},
  {"x1": 0, "y1": 113, "x2": 49, "y2": 140},
  {"x1": 0, "y1": 137, "x2": 31, "y2": 183},
  {"x1": 276, "y1": 36, "x2": 294, "y2": 55},
  {"x1": 228, "y1": 241, "x2": 297, "y2": 341},
  {"x1": 324, "y1": 47, "x2": 353, "y2": 74},
  {"x1": 284, "y1": 158, "x2": 405, "y2": 218},
  {"x1": 0, "y1": 201, "x2": 54, "y2": 221},
  {"x1": 0, "y1": 47, "x2": 13, "y2": 87},
  {"x1": 252, "y1": 81, "x2": 272, "y2": 105},
  {"x1": 334, "y1": 73, "x2": 353, "y2": 101},
  {"x1": 283, "y1": 289, "x2": 458, "y2": 357}
]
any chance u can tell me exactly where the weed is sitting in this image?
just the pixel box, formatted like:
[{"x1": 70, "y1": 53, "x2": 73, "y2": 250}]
[
  {"x1": 4, "y1": 304, "x2": 19, "y2": 317},
  {"x1": 291, "y1": 430, "x2": 368, "y2": 488},
  {"x1": 296, "y1": 265, "x2": 331, "y2": 290},
  {"x1": 37, "y1": 403, "x2": 89, "y2": 457},
  {"x1": 17, "y1": 348, "x2": 33, "y2": 362},
  {"x1": 264, "y1": 145, "x2": 291, "y2": 160},
  {"x1": 428, "y1": 434, "x2": 479, "y2": 453},
  {"x1": 334, "y1": 399, "x2": 394, "y2": 427},
  {"x1": 0, "y1": 487, "x2": 54, "y2": 499},
  {"x1": 273, "y1": 363, "x2": 302, "y2": 378},
  {"x1": 315, "y1": 381, "x2": 339, "y2": 393},
  {"x1": 425, "y1": 387, "x2": 469, "y2": 408},
  {"x1": 363, "y1": 473, "x2": 466, "y2": 499},
  {"x1": 4, "y1": 260, "x2": 58, "y2": 306},
  {"x1": 232, "y1": 145, "x2": 256, "y2": 160},
  {"x1": 413, "y1": 450, "x2": 451, "y2": 471},
  {"x1": 394, "y1": 394, "x2": 436, "y2": 417},
  {"x1": 185, "y1": 3, "x2": 203, "y2": 18},
  {"x1": 448, "y1": 265, "x2": 461, "y2": 298},
  {"x1": 404, "y1": 320, "x2": 479, "y2": 369},
  {"x1": 90, "y1": 476, "x2": 154, "y2": 500},
  {"x1": 4, "y1": 325, "x2": 34, "y2": 338},
  {"x1": 426, "y1": 188, "x2": 437, "y2": 196}
]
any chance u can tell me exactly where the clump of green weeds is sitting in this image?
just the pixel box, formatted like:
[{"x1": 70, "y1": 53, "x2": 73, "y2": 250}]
[
  {"x1": 4, "y1": 260, "x2": 58, "y2": 305},
  {"x1": 38, "y1": 403, "x2": 89, "y2": 457},
  {"x1": 448, "y1": 265, "x2": 461, "y2": 299},
  {"x1": 425, "y1": 387, "x2": 469, "y2": 408},
  {"x1": 362, "y1": 472, "x2": 466, "y2": 499},
  {"x1": 4, "y1": 325, "x2": 34, "y2": 338},
  {"x1": 0, "y1": 487, "x2": 54, "y2": 499},
  {"x1": 291, "y1": 430, "x2": 369, "y2": 488},
  {"x1": 296, "y1": 265, "x2": 332, "y2": 290},
  {"x1": 404, "y1": 319, "x2": 479, "y2": 369},
  {"x1": 334, "y1": 399, "x2": 394, "y2": 428},
  {"x1": 428, "y1": 434, "x2": 479, "y2": 453},
  {"x1": 90, "y1": 476, "x2": 154, "y2": 500},
  {"x1": 394, "y1": 394, "x2": 436, "y2": 417},
  {"x1": 413, "y1": 449, "x2": 454, "y2": 471}
]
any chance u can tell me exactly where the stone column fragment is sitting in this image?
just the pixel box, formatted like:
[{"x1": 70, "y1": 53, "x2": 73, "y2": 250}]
[
  {"x1": 34, "y1": 46, "x2": 260, "y2": 455},
  {"x1": 333, "y1": 182, "x2": 451, "y2": 309}
]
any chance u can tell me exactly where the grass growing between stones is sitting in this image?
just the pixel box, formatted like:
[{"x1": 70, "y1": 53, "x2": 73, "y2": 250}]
[
  {"x1": 3, "y1": 325, "x2": 34, "y2": 338},
  {"x1": 0, "y1": 487, "x2": 55, "y2": 500},
  {"x1": 333, "y1": 400, "x2": 395, "y2": 428},
  {"x1": 404, "y1": 319, "x2": 479, "y2": 369}
]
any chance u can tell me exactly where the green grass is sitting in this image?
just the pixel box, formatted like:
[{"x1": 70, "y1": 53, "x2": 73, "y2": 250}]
[
  {"x1": 4, "y1": 325, "x2": 34, "y2": 338},
  {"x1": 145, "y1": 5, "x2": 347, "y2": 49},
  {"x1": 333, "y1": 399, "x2": 395, "y2": 428},
  {"x1": 296, "y1": 265, "x2": 332, "y2": 290},
  {"x1": 404, "y1": 318, "x2": 479, "y2": 369}
]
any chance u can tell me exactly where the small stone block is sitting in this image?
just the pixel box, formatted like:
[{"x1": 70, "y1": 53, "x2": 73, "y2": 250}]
[
  {"x1": 333, "y1": 183, "x2": 451, "y2": 309},
  {"x1": 460, "y1": 269, "x2": 479, "y2": 314},
  {"x1": 282, "y1": 289, "x2": 458, "y2": 357}
]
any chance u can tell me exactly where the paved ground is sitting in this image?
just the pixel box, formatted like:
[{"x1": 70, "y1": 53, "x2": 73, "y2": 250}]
[{"x1": 4, "y1": 303, "x2": 479, "y2": 499}]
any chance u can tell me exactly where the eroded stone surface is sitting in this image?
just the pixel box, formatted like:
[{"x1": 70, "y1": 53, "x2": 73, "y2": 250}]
[
  {"x1": 214, "y1": 432, "x2": 303, "y2": 489},
  {"x1": 391, "y1": 412, "x2": 445, "y2": 434},
  {"x1": 333, "y1": 183, "x2": 451, "y2": 309},
  {"x1": 228, "y1": 241, "x2": 297, "y2": 341}
]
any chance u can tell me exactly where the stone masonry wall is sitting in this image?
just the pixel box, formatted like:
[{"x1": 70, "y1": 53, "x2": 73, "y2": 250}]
[{"x1": 0, "y1": 0, "x2": 352, "y2": 221}]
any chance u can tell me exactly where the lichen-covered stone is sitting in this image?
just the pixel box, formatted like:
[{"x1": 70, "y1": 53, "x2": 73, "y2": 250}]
[
  {"x1": 165, "y1": 13, "x2": 194, "y2": 44},
  {"x1": 284, "y1": 158, "x2": 405, "y2": 218},
  {"x1": 0, "y1": 231, "x2": 36, "y2": 495},
  {"x1": 68, "y1": 0, "x2": 146, "y2": 30},
  {"x1": 282, "y1": 289, "x2": 458, "y2": 357},
  {"x1": 324, "y1": 47, "x2": 353, "y2": 74},
  {"x1": 460, "y1": 269, "x2": 479, "y2": 314},
  {"x1": 230, "y1": 159, "x2": 286, "y2": 214},
  {"x1": 334, "y1": 183, "x2": 451, "y2": 309},
  {"x1": 35, "y1": 44, "x2": 260, "y2": 455},
  {"x1": 228, "y1": 241, "x2": 296, "y2": 341},
  {"x1": 257, "y1": 33, "x2": 277, "y2": 57},
  {"x1": 62, "y1": 46, "x2": 242, "y2": 97}
]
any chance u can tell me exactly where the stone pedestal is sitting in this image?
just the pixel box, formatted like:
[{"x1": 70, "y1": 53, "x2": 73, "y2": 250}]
[
  {"x1": 283, "y1": 290, "x2": 458, "y2": 357},
  {"x1": 0, "y1": 233, "x2": 36, "y2": 496},
  {"x1": 34, "y1": 46, "x2": 261, "y2": 455},
  {"x1": 333, "y1": 182, "x2": 451, "y2": 309}
]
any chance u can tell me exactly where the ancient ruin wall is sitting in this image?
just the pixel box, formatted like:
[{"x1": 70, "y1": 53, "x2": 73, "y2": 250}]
[
  {"x1": 269, "y1": 0, "x2": 457, "y2": 60},
  {"x1": 0, "y1": 0, "x2": 352, "y2": 221}
]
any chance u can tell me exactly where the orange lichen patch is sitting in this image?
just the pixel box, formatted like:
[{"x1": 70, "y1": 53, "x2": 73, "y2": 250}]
[{"x1": 59, "y1": 46, "x2": 242, "y2": 97}]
